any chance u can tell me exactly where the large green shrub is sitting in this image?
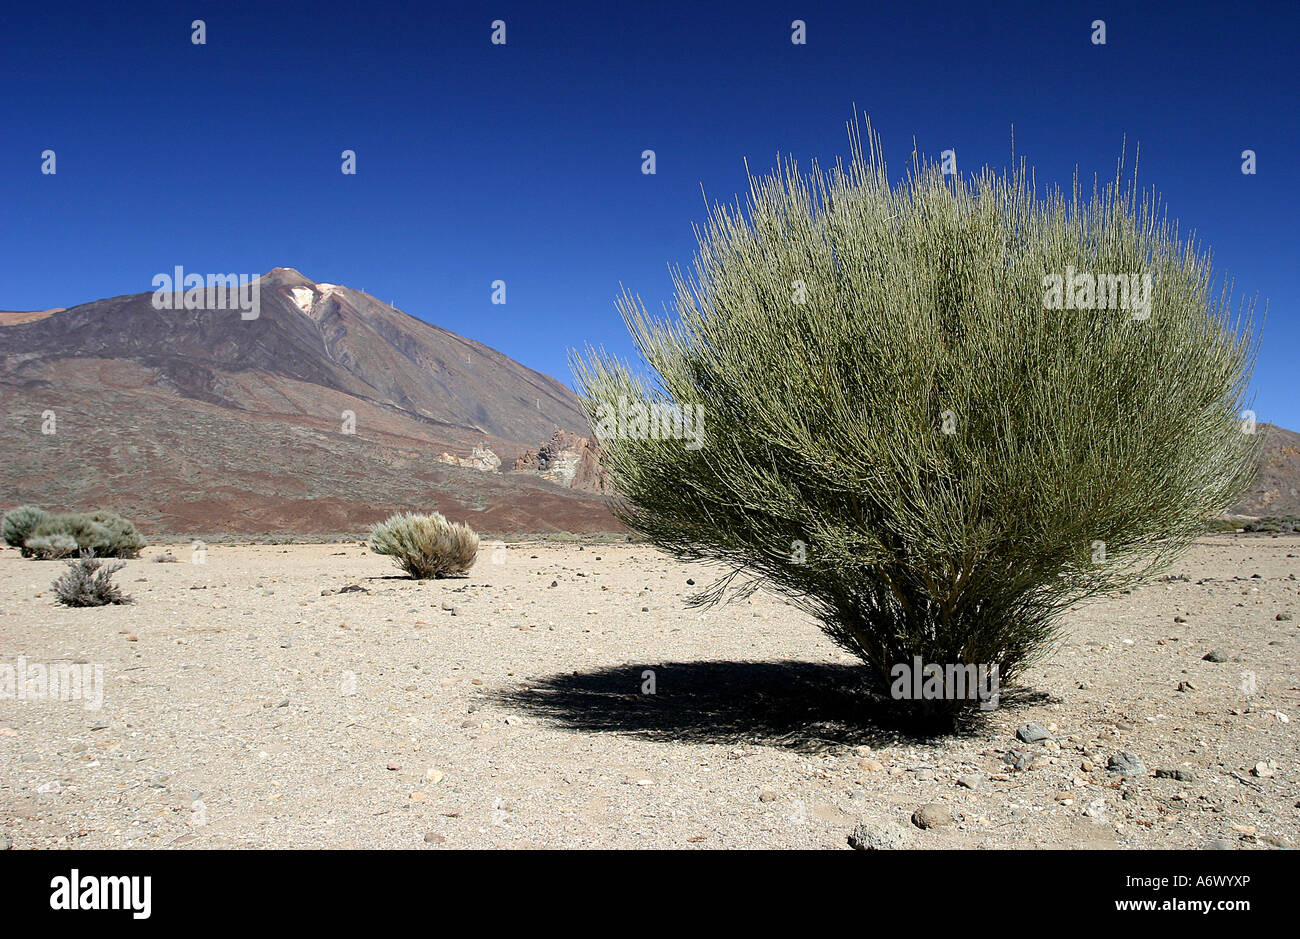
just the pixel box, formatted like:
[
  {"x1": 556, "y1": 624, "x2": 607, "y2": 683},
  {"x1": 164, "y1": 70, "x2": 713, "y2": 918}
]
[
  {"x1": 24, "y1": 510, "x2": 146, "y2": 559},
  {"x1": 2, "y1": 505, "x2": 48, "y2": 555},
  {"x1": 573, "y1": 119, "x2": 1261, "y2": 723},
  {"x1": 369, "y1": 512, "x2": 479, "y2": 578}
]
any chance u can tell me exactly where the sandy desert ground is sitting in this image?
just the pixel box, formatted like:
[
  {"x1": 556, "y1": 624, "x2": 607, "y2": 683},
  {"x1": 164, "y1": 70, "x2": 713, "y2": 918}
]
[{"x1": 1, "y1": 535, "x2": 1296, "y2": 850}]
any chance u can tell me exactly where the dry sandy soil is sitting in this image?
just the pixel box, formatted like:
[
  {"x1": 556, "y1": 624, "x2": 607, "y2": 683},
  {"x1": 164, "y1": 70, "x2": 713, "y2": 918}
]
[{"x1": 1, "y1": 535, "x2": 1296, "y2": 850}]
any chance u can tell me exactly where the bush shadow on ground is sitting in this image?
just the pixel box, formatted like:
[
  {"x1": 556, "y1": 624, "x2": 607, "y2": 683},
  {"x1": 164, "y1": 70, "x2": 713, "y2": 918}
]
[{"x1": 492, "y1": 659, "x2": 1053, "y2": 752}]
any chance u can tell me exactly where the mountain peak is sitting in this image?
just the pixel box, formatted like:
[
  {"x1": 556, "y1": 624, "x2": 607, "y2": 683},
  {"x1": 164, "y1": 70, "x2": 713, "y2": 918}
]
[{"x1": 259, "y1": 267, "x2": 315, "y2": 286}]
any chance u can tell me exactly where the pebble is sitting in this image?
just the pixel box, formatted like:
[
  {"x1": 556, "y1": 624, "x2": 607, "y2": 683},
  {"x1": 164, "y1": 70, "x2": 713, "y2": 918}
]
[
  {"x1": 1017, "y1": 723, "x2": 1052, "y2": 744},
  {"x1": 957, "y1": 774, "x2": 982, "y2": 790},
  {"x1": 1155, "y1": 768, "x2": 1195, "y2": 782},
  {"x1": 858, "y1": 759, "x2": 884, "y2": 773},
  {"x1": 423, "y1": 832, "x2": 445, "y2": 844},
  {"x1": 848, "y1": 820, "x2": 911, "y2": 850},
  {"x1": 1108, "y1": 752, "x2": 1147, "y2": 777},
  {"x1": 911, "y1": 804, "x2": 952, "y2": 829},
  {"x1": 1202, "y1": 649, "x2": 1229, "y2": 663},
  {"x1": 1003, "y1": 750, "x2": 1032, "y2": 772},
  {"x1": 758, "y1": 791, "x2": 776, "y2": 803},
  {"x1": 1277, "y1": 612, "x2": 1293, "y2": 621},
  {"x1": 1251, "y1": 762, "x2": 1277, "y2": 778}
]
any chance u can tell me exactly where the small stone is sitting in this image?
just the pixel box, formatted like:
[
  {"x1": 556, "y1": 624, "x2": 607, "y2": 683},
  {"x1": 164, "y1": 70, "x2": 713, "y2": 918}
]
[
  {"x1": 441, "y1": 601, "x2": 455, "y2": 611},
  {"x1": 1080, "y1": 760, "x2": 1094, "y2": 772},
  {"x1": 0, "y1": 834, "x2": 10, "y2": 850},
  {"x1": 1108, "y1": 751, "x2": 1147, "y2": 777},
  {"x1": 424, "y1": 768, "x2": 445, "y2": 784},
  {"x1": 1017, "y1": 722, "x2": 1052, "y2": 744},
  {"x1": 1251, "y1": 762, "x2": 1276, "y2": 778},
  {"x1": 957, "y1": 774, "x2": 981, "y2": 790},
  {"x1": 386, "y1": 762, "x2": 402, "y2": 771},
  {"x1": 423, "y1": 832, "x2": 445, "y2": 844},
  {"x1": 759, "y1": 790, "x2": 777, "y2": 803},
  {"x1": 1277, "y1": 612, "x2": 1293, "y2": 621},
  {"x1": 1174, "y1": 615, "x2": 1188, "y2": 623},
  {"x1": 1177, "y1": 681, "x2": 1196, "y2": 693},
  {"x1": 549, "y1": 581, "x2": 558, "y2": 588},
  {"x1": 1155, "y1": 768, "x2": 1196, "y2": 782},
  {"x1": 858, "y1": 759, "x2": 885, "y2": 772},
  {"x1": 1202, "y1": 649, "x2": 1229, "y2": 663},
  {"x1": 686, "y1": 578, "x2": 695, "y2": 586},
  {"x1": 911, "y1": 804, "x2": 952, "y2": 829},
  {"x1": 848, "y1": 820, "x2": 912, "y2": 850},
  {"x1": 409, "y1": 791, "x2": 427, "y2": 803},
  {"x1": 1202, "y1": 839, "x2": 1237, "y2": 850}
]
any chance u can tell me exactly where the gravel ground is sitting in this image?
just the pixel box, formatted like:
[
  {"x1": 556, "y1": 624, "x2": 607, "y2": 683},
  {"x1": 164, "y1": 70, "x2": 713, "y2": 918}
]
[{"x1": 1, "y1": 535, "x2": 1296, "y2": 850}]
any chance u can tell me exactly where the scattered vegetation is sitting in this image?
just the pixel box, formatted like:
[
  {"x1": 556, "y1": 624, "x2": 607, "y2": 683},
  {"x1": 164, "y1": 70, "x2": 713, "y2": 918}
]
[
  {"x1": 574, "y1": 117, "x2": 1261, "y2": 723},
  {"x1": 369, "y1": 512, "x2": 479, "y2": 578},
  {"x1": 51, "y1": 555, "x2": 132, "y2": 607},
  {"x1": 1242, "y1": 516, "x2": 1300, "y2": 533}
]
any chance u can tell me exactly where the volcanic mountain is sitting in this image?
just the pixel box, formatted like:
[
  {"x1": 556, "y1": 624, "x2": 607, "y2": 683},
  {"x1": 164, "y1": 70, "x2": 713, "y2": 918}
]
[
  {"x1": 0, "y1": 268, "x2": 618, "y2": 536},
  {"x1": 1234, "y1": 423, "x2": 1300, "y2": 518}
]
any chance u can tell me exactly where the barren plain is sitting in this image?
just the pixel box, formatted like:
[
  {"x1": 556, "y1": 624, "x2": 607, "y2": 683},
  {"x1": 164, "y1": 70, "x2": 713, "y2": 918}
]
[{"x1": 1, "y1": 535, "x2": 1296, "y2": 850}]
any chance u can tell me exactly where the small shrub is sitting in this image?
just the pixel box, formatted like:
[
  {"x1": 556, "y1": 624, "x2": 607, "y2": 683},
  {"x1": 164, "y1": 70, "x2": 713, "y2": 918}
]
[
  {"x1": 369, "y1": 512, "x2": 479, "y2": 578},
  {"x1": 3, "y1": 505, "x2": 48, "y2": 555},
  {"x1": 23, "y1": 510, "x2": 145, "y2": 559},
  {"x1": 52, "y1": 555, "x2": 132, "y2": 607}
]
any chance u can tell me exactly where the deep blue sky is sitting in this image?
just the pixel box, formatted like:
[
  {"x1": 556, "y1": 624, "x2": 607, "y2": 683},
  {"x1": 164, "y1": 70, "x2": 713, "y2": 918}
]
[{"x1": 3, "y1": 1, "x2": 1296, "y2": 427}]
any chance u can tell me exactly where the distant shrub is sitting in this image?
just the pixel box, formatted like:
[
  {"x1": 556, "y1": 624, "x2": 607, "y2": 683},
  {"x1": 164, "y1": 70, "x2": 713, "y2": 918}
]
[
  {"x1": 1243, "y1": 516, "x2": 1300, "y2": 533},
  {"x1": 3, "y1": 505, "x2": 48, "y2": 555},
  {"x1": 24, "y1": 510, "x2": 145, "y2": 559},
  {"x1": 1204, "y1": 518, "x2": 1242, "y2": 533},
  {"x1": 369, "y1": 512, "x2": 479, "y2": 578},
  {"x1": 52, "y1": 555, "x2": 132, "y2": 607}
]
